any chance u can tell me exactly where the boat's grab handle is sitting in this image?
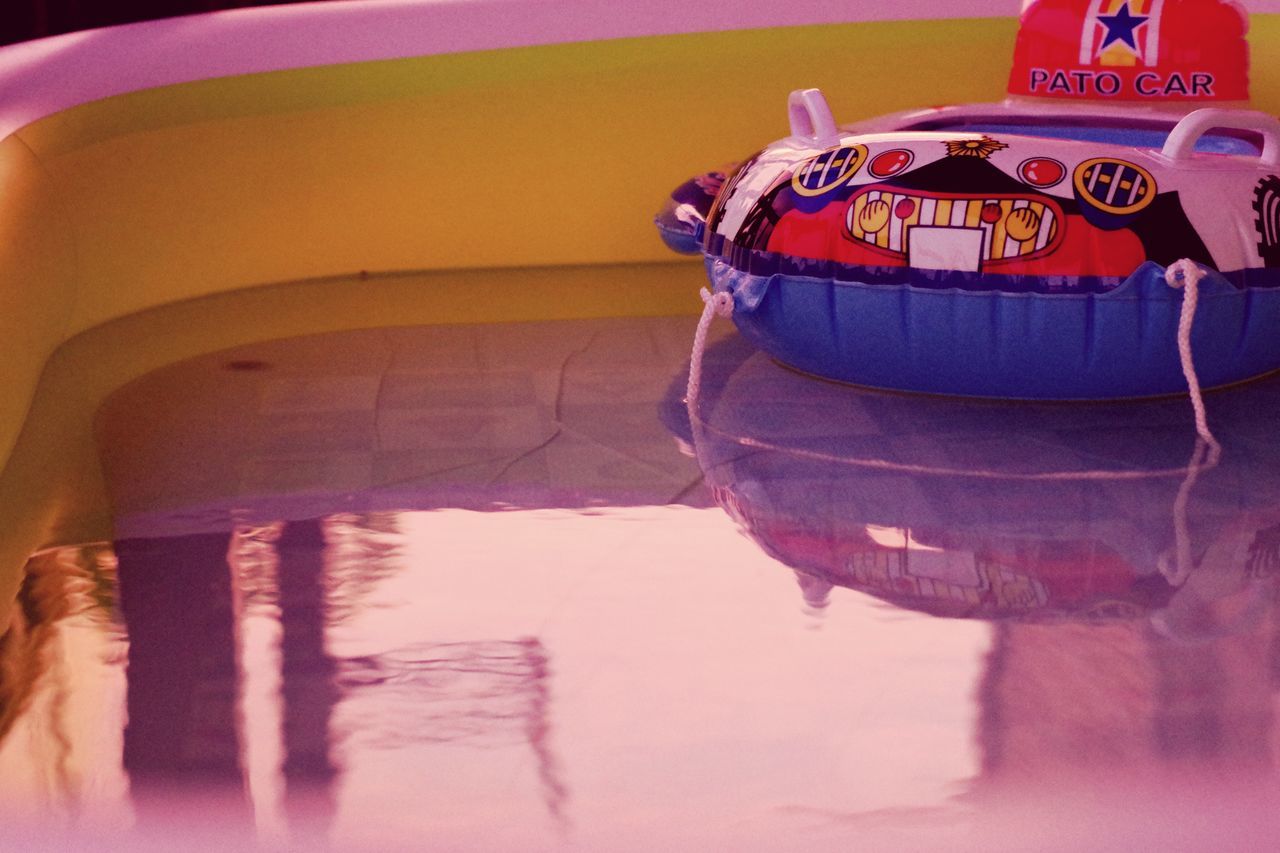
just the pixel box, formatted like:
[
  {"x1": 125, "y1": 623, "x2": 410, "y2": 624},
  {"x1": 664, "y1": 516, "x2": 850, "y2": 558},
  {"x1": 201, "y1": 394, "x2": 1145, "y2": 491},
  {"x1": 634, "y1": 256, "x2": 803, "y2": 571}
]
[
  {"x1": 787, "y1": 88, "x2": 841, "y2": 148},
  {"x1": 1162, "y1": 108, "x2": 1280, "y2": 167}
]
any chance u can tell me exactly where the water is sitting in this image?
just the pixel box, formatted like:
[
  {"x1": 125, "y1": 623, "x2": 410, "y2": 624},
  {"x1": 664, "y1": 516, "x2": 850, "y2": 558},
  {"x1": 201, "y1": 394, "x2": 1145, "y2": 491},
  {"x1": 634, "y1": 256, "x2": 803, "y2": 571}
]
[{"x1": 2, "y1": 316, "x2": 1279, "y2": 851}]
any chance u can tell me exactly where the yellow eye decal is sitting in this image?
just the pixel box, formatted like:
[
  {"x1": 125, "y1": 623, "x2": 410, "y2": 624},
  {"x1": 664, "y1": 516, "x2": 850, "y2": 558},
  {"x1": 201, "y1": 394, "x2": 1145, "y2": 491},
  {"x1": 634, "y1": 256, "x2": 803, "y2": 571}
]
[
  {"x1": 1073, "y1": 158, "x2": 1157, "y2": 216},
  {"x1": 791, "y1": 145, "x2": 867, "y2": 196}
]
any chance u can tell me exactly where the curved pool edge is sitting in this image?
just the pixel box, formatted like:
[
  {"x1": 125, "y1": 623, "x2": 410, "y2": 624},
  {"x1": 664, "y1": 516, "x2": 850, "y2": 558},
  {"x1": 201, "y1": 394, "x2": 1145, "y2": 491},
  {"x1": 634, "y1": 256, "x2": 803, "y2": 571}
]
[{"x1": 0, "y1": 0, "x2": 1032, "y2": 144}]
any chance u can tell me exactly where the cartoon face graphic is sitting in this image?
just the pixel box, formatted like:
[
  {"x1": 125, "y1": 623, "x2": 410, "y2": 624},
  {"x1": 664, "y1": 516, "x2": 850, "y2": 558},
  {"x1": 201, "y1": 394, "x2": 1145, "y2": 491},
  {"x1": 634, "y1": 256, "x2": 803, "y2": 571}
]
[
  {"x1": 728, "y1": 136, "x2": 1215, "y2": 280},
  {"x1": 843, "y1": 187, "x2": 1064, "y2": 273}
]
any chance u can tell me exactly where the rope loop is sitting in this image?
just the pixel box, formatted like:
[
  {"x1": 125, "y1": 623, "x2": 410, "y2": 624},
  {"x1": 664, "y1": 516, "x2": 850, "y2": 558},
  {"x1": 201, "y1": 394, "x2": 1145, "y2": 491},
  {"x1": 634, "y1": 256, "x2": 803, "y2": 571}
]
[
  {"x1": 701, "y1": 287, "x2": 734, "y2": 318},
  {"x1": 1163, "y1": 258, "x2": 1202, "y2": 290}
]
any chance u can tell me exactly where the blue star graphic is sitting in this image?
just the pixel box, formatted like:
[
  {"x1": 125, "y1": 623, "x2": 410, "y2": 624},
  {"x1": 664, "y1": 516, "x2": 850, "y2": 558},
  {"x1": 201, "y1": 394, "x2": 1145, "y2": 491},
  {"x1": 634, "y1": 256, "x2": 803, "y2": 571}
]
[{"x1": 1096, "y1": 2, "x2": 1149, "y2": 52}]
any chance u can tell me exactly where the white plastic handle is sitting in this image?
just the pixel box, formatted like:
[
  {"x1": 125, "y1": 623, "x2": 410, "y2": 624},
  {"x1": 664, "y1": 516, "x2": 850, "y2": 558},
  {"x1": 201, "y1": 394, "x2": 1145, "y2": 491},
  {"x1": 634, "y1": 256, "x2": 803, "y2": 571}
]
[
  {"x1": 787, "y1": 88, "x2": 840, "y2": 147},
  {"x1": 1161, "y1": 108, "x2": 1280, "y2": 167}
]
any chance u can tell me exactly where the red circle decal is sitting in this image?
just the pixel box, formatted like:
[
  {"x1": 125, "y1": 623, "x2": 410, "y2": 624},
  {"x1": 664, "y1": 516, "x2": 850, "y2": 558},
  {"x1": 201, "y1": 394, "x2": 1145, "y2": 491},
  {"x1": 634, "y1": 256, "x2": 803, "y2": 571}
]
[
  {"x1": 1018, "y1": 157, "x2": 1065, "y2": 188},
  {"x1": 894, "y1": 198, "x2": 917, "y2": 219},
  {"x1": 869, "y1": 149, "x2": 915, "y2": 179},
  {"x1": 980, "y1": 202, "x2": 1003, "y2": 224}
]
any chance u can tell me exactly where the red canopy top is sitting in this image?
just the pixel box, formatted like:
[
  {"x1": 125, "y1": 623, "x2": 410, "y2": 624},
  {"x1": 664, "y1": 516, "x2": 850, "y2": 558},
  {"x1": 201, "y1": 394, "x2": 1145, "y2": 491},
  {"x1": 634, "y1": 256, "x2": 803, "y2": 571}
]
[{"x1": 1007, "y1": 0, "x2": 1249, "y2": 102}]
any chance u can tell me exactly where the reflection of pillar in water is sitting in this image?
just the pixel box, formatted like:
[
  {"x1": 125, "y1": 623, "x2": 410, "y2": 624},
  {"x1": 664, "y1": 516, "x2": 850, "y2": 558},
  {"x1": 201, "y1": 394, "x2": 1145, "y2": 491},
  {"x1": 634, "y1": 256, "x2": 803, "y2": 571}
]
[
  {"x1": 976, "y1": 621, "x2": 1157, "y2": 781},
  {"x1": 976, "y1": 594, "x2": 1280, "y2": 784},
  {"x1": 115, "y1": 533, "x2": 251, "y2": 829},
  {"x1": 337, "y1": 637, "x2": 570, "y2": 830},
  {"x1": 0, "y1": 546, "x2": 126, "y2": 823},
  {"x1": 519, "y1": 637, "x2": 570, "y2": 830},
  {"x1": 1149, "y1": 604, "x2": 1277, "y2": 768},
  {"x1": 276, "y1": 519, "x2": 339, "y2": 840}
]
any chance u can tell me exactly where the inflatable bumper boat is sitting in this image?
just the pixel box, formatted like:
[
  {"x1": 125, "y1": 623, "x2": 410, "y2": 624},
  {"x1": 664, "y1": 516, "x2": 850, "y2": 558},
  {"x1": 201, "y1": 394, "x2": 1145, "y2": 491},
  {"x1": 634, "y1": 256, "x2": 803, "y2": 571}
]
[{"x1": 658, "y1": 0, "x2": 1280, "y2": 400}]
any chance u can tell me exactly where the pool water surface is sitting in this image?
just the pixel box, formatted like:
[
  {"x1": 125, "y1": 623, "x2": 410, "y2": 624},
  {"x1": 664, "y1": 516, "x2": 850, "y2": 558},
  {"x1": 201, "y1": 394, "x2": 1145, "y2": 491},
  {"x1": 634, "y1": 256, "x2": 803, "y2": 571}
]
[{"x1": 2, "y1": 316, "x2": 1279, "y2": 851}]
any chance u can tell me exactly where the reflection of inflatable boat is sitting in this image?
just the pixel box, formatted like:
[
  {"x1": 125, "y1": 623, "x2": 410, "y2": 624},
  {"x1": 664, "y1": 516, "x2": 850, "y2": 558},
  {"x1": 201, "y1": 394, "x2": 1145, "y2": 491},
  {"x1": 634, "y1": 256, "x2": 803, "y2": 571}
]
[
  {"x1": 658, "y1": 0, "x2": 1280, "y2": 399},
  {"x1": 662, "y1": 334, "x2": 1280, "y2": 623}
]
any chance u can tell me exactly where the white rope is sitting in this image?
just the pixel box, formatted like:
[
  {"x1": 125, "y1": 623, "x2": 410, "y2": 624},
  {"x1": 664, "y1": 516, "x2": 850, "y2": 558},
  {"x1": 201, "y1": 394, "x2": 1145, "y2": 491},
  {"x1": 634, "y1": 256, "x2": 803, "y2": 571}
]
[
  {"x1": 691, "y1": 418, "x2": 1213, "y2": 481},
  {"x1": 1163, "y1": 259, "x2": 1220, "y2": 453},
  {"x1": 685, "y1": 287, "x2": 734, "y2": 430},
  {"x1": 1160, "y1": 437, "x2": 1217, "y2": 586},
  {"x1": 1159, "y1": 259, "x2": 1222, "y2": 583}
]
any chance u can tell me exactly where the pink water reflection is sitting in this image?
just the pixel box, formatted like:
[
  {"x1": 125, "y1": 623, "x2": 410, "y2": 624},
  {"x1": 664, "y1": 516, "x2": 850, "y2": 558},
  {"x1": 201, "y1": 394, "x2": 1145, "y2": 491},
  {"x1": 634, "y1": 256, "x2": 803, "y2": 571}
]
[
  {"x1": 18, "y1": 505, "x2": 1280, "y2": 850},
  {"x1": 3, "y1": 317, "x2": 1280, "y2": 849},
  {"x1": 0, "y1": 507, "x2": 989, "y2": 850}
]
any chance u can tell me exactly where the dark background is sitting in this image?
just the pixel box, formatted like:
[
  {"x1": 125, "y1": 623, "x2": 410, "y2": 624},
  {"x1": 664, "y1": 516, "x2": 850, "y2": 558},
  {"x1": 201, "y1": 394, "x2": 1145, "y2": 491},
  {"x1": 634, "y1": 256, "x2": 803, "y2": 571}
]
[{"x1": 2, "y1": 1, "x2": 329, "y2": 46}]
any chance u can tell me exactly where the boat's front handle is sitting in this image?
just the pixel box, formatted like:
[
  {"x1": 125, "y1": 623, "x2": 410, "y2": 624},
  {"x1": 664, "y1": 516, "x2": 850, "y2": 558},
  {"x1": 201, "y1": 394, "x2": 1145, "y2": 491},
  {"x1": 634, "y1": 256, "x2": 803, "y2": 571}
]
[
  {"x1": 1162, "y1": 108, "x2": 1280, "y2": 168},
  {"x1": 788, "y1": 89, "x2": 841, "y2": 148}
]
